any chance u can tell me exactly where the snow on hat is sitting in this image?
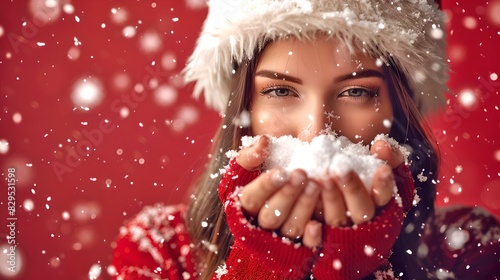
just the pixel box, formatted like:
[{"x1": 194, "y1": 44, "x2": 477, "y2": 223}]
[{"x1": 183, "y1": 0, "x2": 448, "y2": 115}]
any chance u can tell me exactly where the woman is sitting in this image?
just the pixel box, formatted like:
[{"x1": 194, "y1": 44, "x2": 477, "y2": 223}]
[{"x1": 111, "y1": 1, "x2": 500, "y2": 279}]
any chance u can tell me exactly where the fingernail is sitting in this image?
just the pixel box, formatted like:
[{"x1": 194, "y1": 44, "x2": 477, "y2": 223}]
[
  {"x1": 305, "y1": 181, "x2": 318, "y2": 196},
  {"x1": 382, "y1": 138, "x2": 399, "y2": 154},
  {"x1": 270, "y1": 169, "x2": 288, "y2": 186},
  {"x1": 309, "y1": 221, "x2": 321, "y2": 238},
  {"x1": 290, "y1": 171, "x2": 307, "y2": 187},
  {"x1": 374, "y1": 138, "x2": 398, "y2": 156}
]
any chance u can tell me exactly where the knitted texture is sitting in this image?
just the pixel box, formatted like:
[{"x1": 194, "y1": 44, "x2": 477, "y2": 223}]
[
  {"x1": 217, "y1": 159, "x2": 260, "y2": 203},
  {"x1": 111, "y1": 163, "x2": 500, "y2": 279},
  {"x1": 112, "y1": 204, "x2": 198, "y2": 279},
  {"x1": 311, "y1": 163, "x2": 415, "y2": 279},
  {"x1": 392, "y1": 163, "x2": 416, "y2": 214},
  {"x1": 216, "y1": 159, "x2": 315, "y2": 279},
  {"x1": 420, "y1": 206, "x2": 500, "y2": 279},
  {"x1": 110, "y1": 199, "x2": 500, "y2": 279}
]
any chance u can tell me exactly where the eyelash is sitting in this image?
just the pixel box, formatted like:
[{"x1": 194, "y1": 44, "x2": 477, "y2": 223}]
[
  {"x1": 259, "y1": 84, "x2": 379, "y2": 100},
  {"x1": 259, "y1": 84, "x2": 298, "y2": 98},
  {"x1": 338, "y1": 86, "x2": 379, "y2": 99}
]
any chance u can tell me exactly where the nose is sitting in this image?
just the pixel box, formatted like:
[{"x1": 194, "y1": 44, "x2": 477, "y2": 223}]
[{"x1": 297, "y1": 101, "x2": 335, "y2": 141}]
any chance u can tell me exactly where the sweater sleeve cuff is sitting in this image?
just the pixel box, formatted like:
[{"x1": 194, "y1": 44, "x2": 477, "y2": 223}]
[
  {"x1": 312, "y1": 161, "x2": 415, "y2": 279},
  {"x1": 218, "y1": 158, "x2": 260, "y2": 203},
  {"x1": 312, "y1": 198, "x2": 405, "y2": 279},
  {"x1": 216, "y1": 237, "x2": 315, "y2": 279},
  {"x1": 220, "y1": 162, "x2": 315, "y2": 279},
  {"x1": 393, "y1": 162, "x2": 415, "y2": 213}
]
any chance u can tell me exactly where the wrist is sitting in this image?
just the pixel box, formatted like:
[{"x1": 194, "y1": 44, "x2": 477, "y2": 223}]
[
  {"x1": 312, "y1": 198, "x2": 404, "y2": 279},
  {"x1": 221, "y1": 174, "x2": 316, "y2": 279},
  {"x1": 392, "y1": 163, "x2": 415, "y2": 213},
  {"x1": 218, "y1": 158, "x2": 260, "y2": 203}
]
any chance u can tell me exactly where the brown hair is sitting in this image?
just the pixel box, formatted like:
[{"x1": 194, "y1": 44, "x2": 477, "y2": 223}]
[
  {"x1": 186, "y1": 47, "x2": 439, "y2": 279},
  {"x1": 185, "y1": 56, "x2": 258, "y2": 279},
  {"x1": 384, "y1": 60, "x2": 439, "y2": 277}
]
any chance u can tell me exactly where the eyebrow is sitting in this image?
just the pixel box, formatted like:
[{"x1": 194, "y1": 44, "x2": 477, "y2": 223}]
[
  {"x1": 255, "y1": 70, "x2": 303, "y2": 84},
  {"x1": 254, "y1": 69, "x2": 384, "y2": 84},
  {"x1": 334, "y1": 69, "x2": 384, "y2": 83}
]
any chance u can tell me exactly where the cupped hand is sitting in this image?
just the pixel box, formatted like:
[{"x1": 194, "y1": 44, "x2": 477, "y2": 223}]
[
  {"x1": 236, "y1": 136, "x2": 406, "y2": 249},
  {"x1": 236, "y1": 136, "x2": 322, "y2": 248},
  {"x1": 318, "y1": 138, "x2": 405, "y2": 228}
]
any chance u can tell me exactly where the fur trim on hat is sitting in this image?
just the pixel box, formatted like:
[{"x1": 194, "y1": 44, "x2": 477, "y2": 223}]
[{"x1": 183, "y1": 0, "x2": 448, "y2": 115}]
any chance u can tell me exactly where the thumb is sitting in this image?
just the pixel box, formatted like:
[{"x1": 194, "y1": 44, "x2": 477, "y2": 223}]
[
  {"x1": 236, "y1": 135, "x2": 270, "y2": 170},
  {"x1": 370, "y1": 139, "x2": 405, "y2": 168}
]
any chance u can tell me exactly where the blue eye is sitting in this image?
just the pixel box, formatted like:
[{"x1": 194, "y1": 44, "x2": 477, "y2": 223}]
[
  {"x1": 260, "y1": 85, "x2": 298, "y2": 98},
  {"x1": 339, "y1": 88, "x2": 377, "y2": 98},
  {"x1": 273, "y1": 88, "x2": 290, "y2": 96}
]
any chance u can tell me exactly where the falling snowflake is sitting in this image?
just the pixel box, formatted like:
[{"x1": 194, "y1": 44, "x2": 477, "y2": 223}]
[
  {"x1": 88, "y1": 263, "x2": 102, "y2": 279},
  {"x1": 417, "y1": 172, "x2": 428, "y2": 182},
  {"x1": 70, "y1": 78, "x2": 104, "y2": 109},
  {"x1": 332, "y1": 259, "x2": 342, "y2": 270},
  {"x1": 446, "y1": 228, "x2": 470, "y2": 250},
  {"x1": 122, "y1": 26, "x2": 136, "y2": 38},
  {"x1": 0, "y1": 139, "x2": 9, "y2": 154},
  {"x1": 215, "y1": 263, "x2": 228, "y2": 279},
  {"x1": 364, "y1": 245, "x2": 374, "y2": 256},
  {"x1": 140, "y1": 31, "x2": 162, "y2": 53}
]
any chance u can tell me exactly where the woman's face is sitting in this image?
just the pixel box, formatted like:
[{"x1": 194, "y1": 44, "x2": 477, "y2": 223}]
[{"x1": 250, "y1": 37, "x2": 393, "y2": 144}]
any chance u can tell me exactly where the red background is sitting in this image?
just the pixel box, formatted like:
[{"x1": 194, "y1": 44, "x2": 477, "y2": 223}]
[{"x1": 0, "y1": 0, "x2": 498, "y2": 279}]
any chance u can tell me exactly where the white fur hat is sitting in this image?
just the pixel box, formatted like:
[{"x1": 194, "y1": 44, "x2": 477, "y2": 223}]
[{"x1": 183, "y1": 0, "x2": 448, "y2": 115}]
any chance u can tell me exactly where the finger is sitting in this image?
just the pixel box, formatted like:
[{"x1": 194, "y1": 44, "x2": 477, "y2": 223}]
[
  {"x1": 370, "y1": 139, "x2": 404, "y2": 168},
  {"x1": 236, "y1": 135, "x2": 270, "y2": 170},
  {"x1": 302, "y1": 220, "x2": 322, "y2": 248},
  {"x1": 321, "y1": 178, "x2": 349, "y2": 227},
  {"x1": 312, "y1": 198, "x2": 325, "y2": 223},
  {"x1": 281, "y1": 180, "x2": 320, "y2": 239},
  {"x1": 240, "y1": 168, "x2": 288, "y2": 216},
  {"x1": 371, "y1": 164, "x2": 395, "y2": 207},
  {"x1": 258, "y1": 170, "x2": 307, "y2": 230},
  {"x1": 337, "y1": 171, "x2": 375, "y2": 224}
]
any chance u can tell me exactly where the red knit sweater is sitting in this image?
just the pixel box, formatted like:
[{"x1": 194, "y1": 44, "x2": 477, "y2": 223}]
[{"x1": 111, "y1": 160, "x2": 500, "y2": 279}]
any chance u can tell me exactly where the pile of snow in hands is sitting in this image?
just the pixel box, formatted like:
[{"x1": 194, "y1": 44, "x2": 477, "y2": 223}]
[{"x1": 233, "y1": 133, "x2": 408, "y2": 191}]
